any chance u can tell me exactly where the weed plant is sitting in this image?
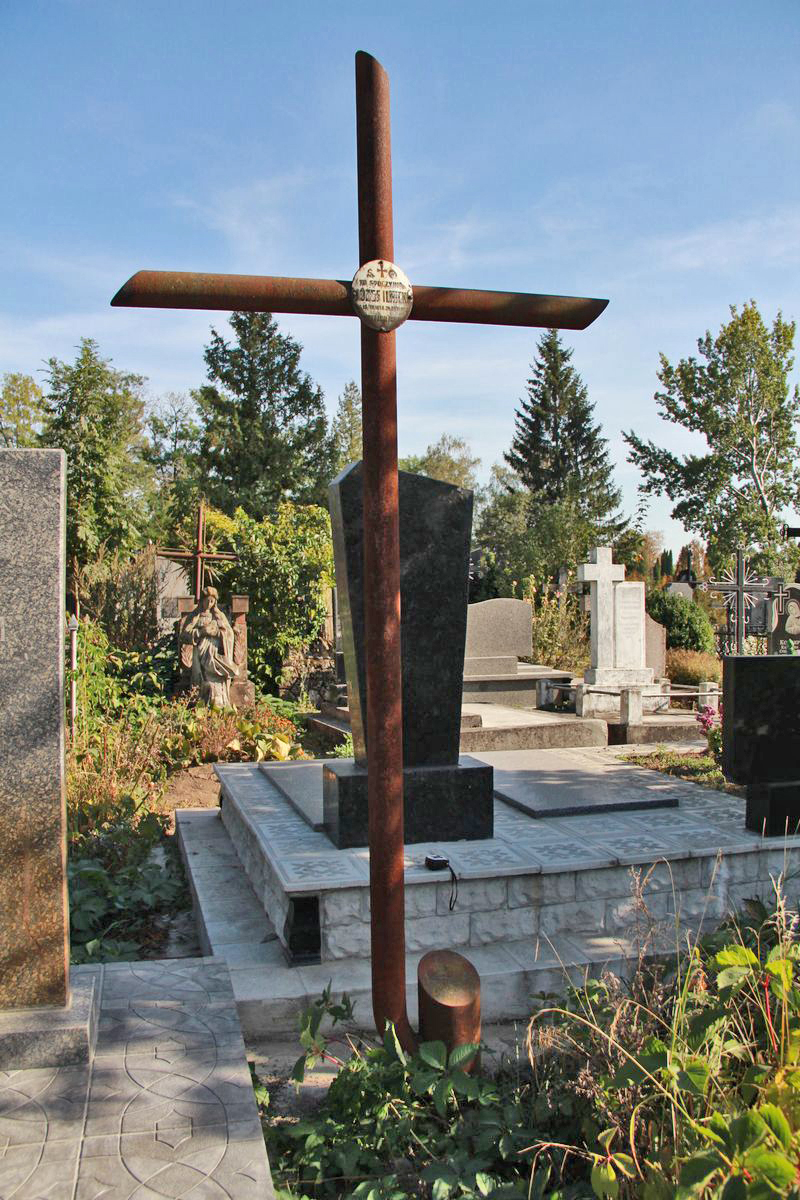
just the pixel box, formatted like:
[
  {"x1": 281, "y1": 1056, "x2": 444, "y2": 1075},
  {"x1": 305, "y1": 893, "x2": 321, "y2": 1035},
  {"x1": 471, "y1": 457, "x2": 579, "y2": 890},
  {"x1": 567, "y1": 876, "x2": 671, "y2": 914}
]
[{"x1": 262, "y1": 878, "x2": 800, "y2": 1199}]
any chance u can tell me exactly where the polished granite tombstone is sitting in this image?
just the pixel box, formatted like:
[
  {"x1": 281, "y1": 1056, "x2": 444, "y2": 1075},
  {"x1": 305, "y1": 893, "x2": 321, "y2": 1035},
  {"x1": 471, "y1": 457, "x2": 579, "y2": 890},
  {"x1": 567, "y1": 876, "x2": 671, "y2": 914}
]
[
  {"x1": 325, "y1": 462, "x2": 493, "y2": 847},
  {"x1": 723, "y1": 655, "x2": 800, "y2": 835}
]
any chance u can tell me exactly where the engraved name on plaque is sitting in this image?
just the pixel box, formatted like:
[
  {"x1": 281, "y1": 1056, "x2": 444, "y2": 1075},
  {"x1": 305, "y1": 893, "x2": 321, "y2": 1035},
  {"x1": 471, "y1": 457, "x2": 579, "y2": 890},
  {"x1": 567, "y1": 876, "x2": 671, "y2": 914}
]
[{"x1": 351, "y1": 259, "x2": 413, "y2": 332}]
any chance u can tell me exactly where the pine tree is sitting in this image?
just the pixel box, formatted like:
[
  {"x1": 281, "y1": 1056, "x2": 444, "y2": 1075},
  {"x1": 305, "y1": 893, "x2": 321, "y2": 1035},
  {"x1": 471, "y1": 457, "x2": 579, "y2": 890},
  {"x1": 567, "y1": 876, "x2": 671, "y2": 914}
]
[
  {"x1": 195, "y1": 311, "x2": 335, "y2": 518},
  {"x1": 504, "y1": 329, "x2": 624, "y2": 536},
  {"x1": 331, "y1": 380, "x2": 363, "y2": 471}
]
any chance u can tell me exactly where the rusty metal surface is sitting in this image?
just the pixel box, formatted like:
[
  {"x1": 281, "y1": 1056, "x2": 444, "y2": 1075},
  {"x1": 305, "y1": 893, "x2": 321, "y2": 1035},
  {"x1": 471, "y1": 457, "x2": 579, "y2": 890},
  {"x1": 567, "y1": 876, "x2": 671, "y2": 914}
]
[
  {"x1": 111, "y1": 271, "x2": 353, "y2": 316},
  {"x1": 356, "y1": 50, "x2": 416, "y2": 1053},
  {"x1": 418, "y1": 949, "x2": 481, "y2": 1066},
  {"x1": 112, "y1": 269, "x2": 606, "y2": 331}
]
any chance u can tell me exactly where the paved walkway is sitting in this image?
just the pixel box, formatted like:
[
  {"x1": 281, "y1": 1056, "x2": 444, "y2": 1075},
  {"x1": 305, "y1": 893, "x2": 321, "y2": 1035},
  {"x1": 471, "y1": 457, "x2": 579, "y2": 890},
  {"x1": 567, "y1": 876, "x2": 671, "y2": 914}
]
[{"x1": 0, "y1": 959, "x2": 274, "y2": 1200}]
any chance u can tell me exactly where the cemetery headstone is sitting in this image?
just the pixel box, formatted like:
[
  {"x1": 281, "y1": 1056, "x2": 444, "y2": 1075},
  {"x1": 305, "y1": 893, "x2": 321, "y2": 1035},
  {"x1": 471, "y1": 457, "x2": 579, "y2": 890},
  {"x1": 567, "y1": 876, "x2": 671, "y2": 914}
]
[
  {"x1": 645, "y1": 613, "x2": 667, "y2": 678},
  {"x1": 0, "y1": 450, "x2": 97, "y2": 1066},
  {"x1": 325, "y1": 462, "x2": 493, "y2": 847},
  {"x1": 0, "y1": 450, "x2": 70, "y2": 1009},
  {"x1": 230, "y1": 594, "x2": 256, "y2": 706},
  {"x1": 574, "y1": 547, "x2": 655, "y2": 717},
  {"x1": 463, "y1": 597, "x2": 532, "y2": 677},
  {"x1": 722, "y1": 655, "x2": 800, "y2": 835},
  {"x1": 156, "y1": 553, "x2": 191, "y2": 634}
]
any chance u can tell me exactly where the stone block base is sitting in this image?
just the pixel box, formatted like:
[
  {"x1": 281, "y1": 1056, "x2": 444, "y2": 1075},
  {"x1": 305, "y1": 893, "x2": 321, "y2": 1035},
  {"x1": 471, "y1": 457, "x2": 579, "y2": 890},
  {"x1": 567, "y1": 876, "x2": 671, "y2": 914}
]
[
  {"x1": 322, "y1": 756, "x2": 494, "y2": 848},
  {"x1": 575, "y1": 683, "x2": 666, "y2": 717},
  {"x1": 0, "y1": 970, "x2": 98, "y2": 1068},
  {"x1": 746, "y1": 781, "x2": 800, "y2": 837}
]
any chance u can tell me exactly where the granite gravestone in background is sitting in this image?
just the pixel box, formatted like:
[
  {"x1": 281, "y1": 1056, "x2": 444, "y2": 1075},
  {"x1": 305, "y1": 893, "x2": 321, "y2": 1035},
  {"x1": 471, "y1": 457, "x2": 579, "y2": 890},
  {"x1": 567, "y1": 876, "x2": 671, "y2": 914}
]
[
  {"x1": 325, "y1": 462, "x2": 493, "y2": 847},
  {"x1": 463, "y1": 598, "x2": 532, "y2": 677},
  {"x1": 723, "y1": 655, "x2": 800, "y2": 835},
  {"x1": 0, "y1": 450, "x2": 70, "y2": 1008}
]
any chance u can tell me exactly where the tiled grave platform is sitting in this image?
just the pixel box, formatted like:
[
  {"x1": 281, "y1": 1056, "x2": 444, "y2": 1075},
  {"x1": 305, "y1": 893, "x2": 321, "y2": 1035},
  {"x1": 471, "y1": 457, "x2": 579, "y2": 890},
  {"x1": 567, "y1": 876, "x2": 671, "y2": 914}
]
[
  {"x1": 0, "y1": 959, "x2": 274, "y2": 1200},
  {"x1": 173, "y1": 755, "x2": 800, "y2": 1035}
]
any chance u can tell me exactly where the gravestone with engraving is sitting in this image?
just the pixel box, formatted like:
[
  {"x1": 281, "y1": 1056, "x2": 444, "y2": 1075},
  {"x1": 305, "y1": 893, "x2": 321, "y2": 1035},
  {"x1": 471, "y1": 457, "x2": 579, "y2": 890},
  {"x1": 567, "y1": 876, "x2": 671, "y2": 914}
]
[
  {"x1": 0, "y1": 449, "x2": 97, "y2": 1065},
  {"x1": 574, "y1": 547, "x2": 660, "y2": 717},
  {"x1": 324, "y1": 462, "x2": 493, "y2": 847}
]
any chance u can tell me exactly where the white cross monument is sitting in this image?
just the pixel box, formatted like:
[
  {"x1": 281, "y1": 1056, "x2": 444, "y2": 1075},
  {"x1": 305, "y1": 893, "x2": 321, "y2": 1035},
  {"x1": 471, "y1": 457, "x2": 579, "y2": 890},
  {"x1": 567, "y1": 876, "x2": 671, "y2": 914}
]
[{"x1": 575, "y1": 546, "x2": 657, "y2": 719}]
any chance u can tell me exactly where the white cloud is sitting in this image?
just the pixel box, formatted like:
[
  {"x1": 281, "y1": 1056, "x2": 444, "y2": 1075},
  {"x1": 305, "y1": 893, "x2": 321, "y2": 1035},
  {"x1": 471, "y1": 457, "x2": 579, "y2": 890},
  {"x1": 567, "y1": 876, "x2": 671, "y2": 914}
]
[{"x1": 640, "y1": 208, "x2": 800, "y2": 273}]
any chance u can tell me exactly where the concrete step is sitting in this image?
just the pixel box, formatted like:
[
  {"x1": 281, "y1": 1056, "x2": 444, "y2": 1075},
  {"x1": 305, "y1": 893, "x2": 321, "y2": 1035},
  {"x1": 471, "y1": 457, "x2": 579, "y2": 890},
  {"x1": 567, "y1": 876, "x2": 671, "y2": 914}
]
[{"x1": 175, "y1": 806, "x2": 711, "y2": 1039}]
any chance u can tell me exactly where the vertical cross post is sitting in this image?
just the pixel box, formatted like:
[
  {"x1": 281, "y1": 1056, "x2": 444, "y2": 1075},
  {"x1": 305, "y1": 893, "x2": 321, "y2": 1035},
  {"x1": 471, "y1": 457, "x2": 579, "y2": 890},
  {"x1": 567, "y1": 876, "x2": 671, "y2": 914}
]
[
  {"x1": 355, "y1": 53, "x2": 413, "y2": 1048},
  {"x1": 735, "y1": 548, "x2": 746, "y2": 655}
]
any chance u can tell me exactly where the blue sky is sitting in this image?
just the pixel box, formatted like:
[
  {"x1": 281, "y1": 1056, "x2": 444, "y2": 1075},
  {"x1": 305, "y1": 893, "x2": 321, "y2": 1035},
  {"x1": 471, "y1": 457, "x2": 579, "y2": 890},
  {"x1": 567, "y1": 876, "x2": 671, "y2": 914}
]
[{"x1": 2, "y1": 1, "x2": 799, "y2": 551}]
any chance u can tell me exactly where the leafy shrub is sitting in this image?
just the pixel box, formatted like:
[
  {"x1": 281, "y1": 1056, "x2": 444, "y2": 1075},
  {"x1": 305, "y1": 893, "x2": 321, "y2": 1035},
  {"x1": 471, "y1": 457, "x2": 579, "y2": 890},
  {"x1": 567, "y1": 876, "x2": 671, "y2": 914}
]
[
  {"x1": 229, "y1": 502, "x2": 335, "y2": 692},
  {"x1": 647, "y1": 588, "x2": 716, "y2": 653},
  {"x1": 74, "y1": 543, "x2": 162, "y2": 650},
  {"x1": 265, "y1": 884, "x2": 800, "y2": 1199},
  {"x1": 522, "y1": 574, "x2": 589, "y2": 674},
  {"x1": 666, "y1": 647, "x2": 722, "y2": 684},
  {"x1": 330, "y1": 732, "x2": 355, "y2": 759}
]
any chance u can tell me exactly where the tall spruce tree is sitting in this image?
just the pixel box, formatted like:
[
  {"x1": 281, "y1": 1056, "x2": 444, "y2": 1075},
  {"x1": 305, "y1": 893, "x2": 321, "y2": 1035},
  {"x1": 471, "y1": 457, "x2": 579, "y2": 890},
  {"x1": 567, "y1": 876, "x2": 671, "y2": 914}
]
[
  {"x1": 504, "y1": 329, "x2": 624, "y2": 536},
  {"x1": 195, "y1": 311, "x2": 335, "y2": 518}
]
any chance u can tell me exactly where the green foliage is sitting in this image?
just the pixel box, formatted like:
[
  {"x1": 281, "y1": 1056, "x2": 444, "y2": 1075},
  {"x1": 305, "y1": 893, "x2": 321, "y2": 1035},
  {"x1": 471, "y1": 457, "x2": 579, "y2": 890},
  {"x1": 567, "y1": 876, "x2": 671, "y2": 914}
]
[
  {"x1": 331, "y1": 380, "x2": 363, "y2": 473},
  {"x1": 330, "y1": 733, "x2": 355, "y2": 759},
  {"x1": 522, "y1": 575, "x2": 590, "y2": 674},
  {"x1": 400, "y1": 434, "x2": 482, "y2": 493},
  {"x1": 666, "y1": 648, "x2": 722, "y2": 685},
  {"x1": 229, "y1": 502, "x2": 334, "y2": 691},
  {"x1": 626, "y1": 747, "x2": 729, "y2": 791},
  {"x1": 625, "y1": 302, "x2": 800, "y2": 574},
  {"x1": 647, "y1": 589, "x2": 716, "y2": 652},
  {"x1": 40, "y1": 338, "x2": 151, "y2": 580},
  {"x1": 504, "y1": 328, "x2": 626, "y2": 538},
  {"x1": 264, "y1": 891, "x2": 800, "y2": 1199},
  {"x1": 195, "y1": 311, "x2": 334, "y2": 518},
  {"x1": 66, "y1": 619, "x2": 303, "y2": 960},
  {"x1": 0, "y1": 371, "x2": 45, "y2": 446},
  {"x1": 264, "y1": 987, "x2": 536, "y2": 1199},
  {"x1": 74, "y1": 543, "x2": 162, "y2": 651},
  {"x1": 143, "y1": 391, "x2": 202, "y2": 538}
]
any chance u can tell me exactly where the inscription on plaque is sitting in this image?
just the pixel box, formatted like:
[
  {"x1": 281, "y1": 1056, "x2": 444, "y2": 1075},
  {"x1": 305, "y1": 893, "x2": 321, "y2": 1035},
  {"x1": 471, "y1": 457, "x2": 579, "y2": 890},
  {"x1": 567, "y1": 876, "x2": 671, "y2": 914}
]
[
  {"x1": 614, "y1": 581, "x2": 646, "y2": 669},
  {"x1": 351, "y1": 259, "x2": 413, "y2": 332}
]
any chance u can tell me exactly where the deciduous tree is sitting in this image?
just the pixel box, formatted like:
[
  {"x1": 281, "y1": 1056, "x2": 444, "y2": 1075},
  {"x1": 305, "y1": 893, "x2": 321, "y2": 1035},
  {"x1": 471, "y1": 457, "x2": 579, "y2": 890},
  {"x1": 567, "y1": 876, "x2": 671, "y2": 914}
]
[
  {"x1": 400, "y1": 433, "x2": 481, "y2": 492},
  {"x1": 625, "y1": 302, "x2": 800, "y2": 572},
  {"x1": 0, "y1": 372, "x2": 45, "y2": 446}
]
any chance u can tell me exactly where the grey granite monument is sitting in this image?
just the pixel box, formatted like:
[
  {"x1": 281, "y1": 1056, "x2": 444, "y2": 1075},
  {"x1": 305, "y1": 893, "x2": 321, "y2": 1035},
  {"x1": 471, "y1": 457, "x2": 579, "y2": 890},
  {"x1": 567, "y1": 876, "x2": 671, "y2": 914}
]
[
  {"x1": 324, "y1": 462, "x2": 493, "y2": 847},
  {"x1": 0, "y1": 449, "x2": 97, "y2": 1064}
]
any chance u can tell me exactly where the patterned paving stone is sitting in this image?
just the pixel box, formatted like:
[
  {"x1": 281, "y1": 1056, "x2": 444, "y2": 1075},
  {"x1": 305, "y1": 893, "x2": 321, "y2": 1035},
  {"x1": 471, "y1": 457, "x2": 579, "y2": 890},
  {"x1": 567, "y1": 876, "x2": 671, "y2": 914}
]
[{"x1": 0, "y1": 960, "x2": 274, "y2": 1200}]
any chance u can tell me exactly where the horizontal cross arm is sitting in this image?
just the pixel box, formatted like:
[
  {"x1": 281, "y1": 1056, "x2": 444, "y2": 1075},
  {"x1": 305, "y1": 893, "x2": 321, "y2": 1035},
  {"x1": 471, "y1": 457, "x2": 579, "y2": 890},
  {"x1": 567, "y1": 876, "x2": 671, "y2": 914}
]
[{"x1": 111, "y1": 270, "x2": 608, "y2": 330}]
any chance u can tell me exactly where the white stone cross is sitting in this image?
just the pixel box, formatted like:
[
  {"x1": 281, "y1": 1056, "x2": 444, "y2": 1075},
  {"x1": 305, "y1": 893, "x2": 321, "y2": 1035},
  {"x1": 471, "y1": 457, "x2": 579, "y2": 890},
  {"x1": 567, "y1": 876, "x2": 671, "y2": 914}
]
[{"x1": 577, "y1": 546, "x2": 625, "y2": 671}]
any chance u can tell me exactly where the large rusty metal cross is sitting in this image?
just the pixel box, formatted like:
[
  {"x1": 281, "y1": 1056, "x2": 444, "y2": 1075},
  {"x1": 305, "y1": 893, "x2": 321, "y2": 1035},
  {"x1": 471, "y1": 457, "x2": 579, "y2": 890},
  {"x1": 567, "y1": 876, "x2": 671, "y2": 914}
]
[{"x1": 112, "y1": 51, "x2": 607, "y2": 1050}]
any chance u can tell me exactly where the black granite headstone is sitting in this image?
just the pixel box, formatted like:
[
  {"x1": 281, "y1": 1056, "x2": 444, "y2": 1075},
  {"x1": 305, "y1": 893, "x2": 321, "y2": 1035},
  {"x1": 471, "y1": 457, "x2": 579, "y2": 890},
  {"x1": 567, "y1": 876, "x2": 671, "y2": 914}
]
[
  {"x1": 324, "y1": 462, "x2": 493, "y2": 848},
  {"x1": 722, "y1": 656, "x2": 800, "y2": 835}
]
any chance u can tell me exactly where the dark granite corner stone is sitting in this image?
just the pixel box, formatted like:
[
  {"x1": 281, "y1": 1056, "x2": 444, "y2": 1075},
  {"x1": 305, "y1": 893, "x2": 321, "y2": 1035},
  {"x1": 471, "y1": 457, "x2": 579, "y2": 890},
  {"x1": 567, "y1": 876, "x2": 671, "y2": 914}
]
[
  {"x1": 746, "y1": 781, "x2": 800, "y2": 837},
  {"x1": 723, "y1": 656, "x2": 800, "y2": 784},
  {"x1": 322, "y1": 757, "x2": 494, "y2": 849}
]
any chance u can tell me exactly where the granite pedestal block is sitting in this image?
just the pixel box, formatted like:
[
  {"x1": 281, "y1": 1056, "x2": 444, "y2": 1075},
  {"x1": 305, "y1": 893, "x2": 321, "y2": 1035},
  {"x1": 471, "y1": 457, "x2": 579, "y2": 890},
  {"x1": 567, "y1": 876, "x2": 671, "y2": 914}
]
[
  {"x1": 746, "y1": 782, "x2": 800, "y2": 838},
  {"x1": 323, "y1": 756, "x2": 494, "y2": 849},
  {"x1": 0, "y1": 971, "x2": 98, "y2": 1069}
]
